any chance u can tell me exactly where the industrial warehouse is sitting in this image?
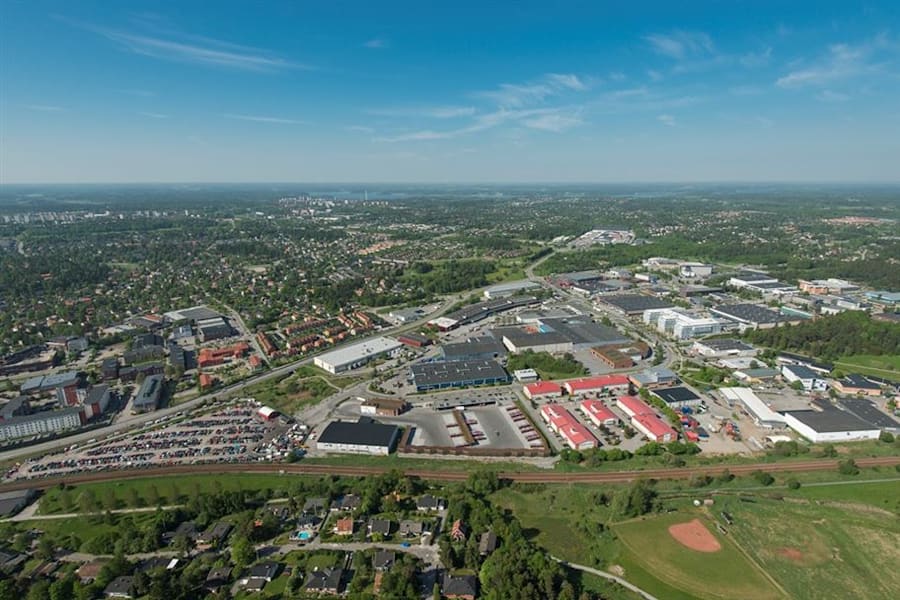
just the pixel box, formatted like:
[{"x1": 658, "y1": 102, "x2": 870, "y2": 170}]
[
  {"x1": 313, "y1": 337, "x2": 403, "y2": 374},
  {"x1": 410, "y1": 360, "x2": 511, "y2": 392},
  {"x1": 315, "y1": 418, "x2": 401, "y2": 455}
]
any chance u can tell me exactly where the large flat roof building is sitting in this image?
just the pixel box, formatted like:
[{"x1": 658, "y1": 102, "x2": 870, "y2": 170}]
[
  {"x1": 441, "y1": 337, "x2": 507, "y2": 361},
  {"x1": 783, "y1": 409, "x2": 880, "y2": 443},
  {"x1": 314, "y1": 337, "x2": 403, "y2": 374},
  {"x1": 133, "y1": 374, "x2": 164, "y2": 413},
  {"x1": 0, "y1": 407, "x2": 82, "y2": 442},
  {"x1": 643, "y1": 308, "x2": 725, "y2": 340},
  {"x1": 483, "y1": 280, "x2": 540, "y2": 299},
  {"x1": 410, "y1": 359, "x2": 510, "y2": 392},
  {"x1": 719, "y1": 387, "x2": 787, "y2": 429},
  {"x1": 596, "y1": 294, "x2": 674, "y2": 316},
  {"x1": 710, "y1": 304, "x2": 798, "y2": 330},
  {"x1": 316, "y1": 418, "x2": 400, "y2": 455}
]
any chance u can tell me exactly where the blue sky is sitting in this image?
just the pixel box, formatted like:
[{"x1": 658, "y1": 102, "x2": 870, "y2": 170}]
[{"x1": 1, "y1": 0, "x2": 899, "y2": 183}]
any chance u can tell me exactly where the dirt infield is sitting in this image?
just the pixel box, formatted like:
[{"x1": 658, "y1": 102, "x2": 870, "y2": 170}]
[
  {"x1": 777, "y1": 547, "x2": 805, "y2": 563},
  {"x1": 668, "y1": 518, "x2": 722, "y2": 553}
]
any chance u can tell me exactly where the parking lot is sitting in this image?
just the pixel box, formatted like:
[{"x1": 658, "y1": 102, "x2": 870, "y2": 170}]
[
  {"x1": 335, "y1": 396, "x2": 537, "y2": 450},
  {"x1": 8, "y1": 400, "x2": 296, "y2": 481}
]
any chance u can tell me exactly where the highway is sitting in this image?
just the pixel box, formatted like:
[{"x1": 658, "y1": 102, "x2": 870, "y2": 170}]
[{"x1": 2, "y1": 455, "x2": 898, "y2": 492}]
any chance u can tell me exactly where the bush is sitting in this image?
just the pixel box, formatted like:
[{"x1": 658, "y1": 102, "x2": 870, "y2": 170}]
[
  {"x1": 838, "y1": 459, "x2": 860, "y2": 476},
  {"x1": 786, "y1": 478, "x2": 801, "y2": 490},
  {"x1": 752, "y1": 470, "x2": 775, "y2": 486},
  {"x1": 878, "y1": 431, "x2": 895, "y2": 443}
]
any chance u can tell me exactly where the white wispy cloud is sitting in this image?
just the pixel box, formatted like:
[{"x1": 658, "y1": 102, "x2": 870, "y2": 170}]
[
  {"x1": 116, "y1": 88, "x2": 156, "y2": 97},
  {"x1": 364, "y1": 38, "x2": 388, "y2": 49},
  {"x1": 224, "y1": 113, "x2": 305, "y2": 124},
  {"x1": 740, "y1": 46, "x2": 772, "y2": 68},
  {"x1": 367, "y1": 106, "x2": 476, "y2": 119},
  {"x1": 523, "y1": 111, "x2": 583, "y2": 132},
  {"x1": 475, "y1": 73, "x2": 590, "y2": 107},
  {"x1": 25, "y1": 104, "x2": 65, "y2": 112},
  {"x1": 644, "y1": 30, "x2": 714, "y2": 60},
  {"x1": 138, "y1": 111, "x2": 168, "y2": 119},
  {"x1": 816, "y1": 90, "x2": 850, "y2": 102},
  {"x1": 776, "y1": 38, "x2": 889, "y2": 87},
  {"x1": 657, "y1": 114, "x2": 677, "y2": 127},
  {"x1": 64, "y1": 17, "x2": 306, "y2": 72},
  {"x1": 345, "y1": 125, "x2": 375, "y2": 134},
  {"x1": 376, "y1": 107, "x2": 577, "y2": 142}
]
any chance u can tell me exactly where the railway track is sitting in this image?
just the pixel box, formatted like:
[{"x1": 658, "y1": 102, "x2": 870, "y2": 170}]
[{"x1": 1, "y1": 455, "x2": 898, "y2": 492}]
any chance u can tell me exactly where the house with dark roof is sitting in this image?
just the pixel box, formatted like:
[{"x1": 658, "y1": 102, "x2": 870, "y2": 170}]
[
  {"x1": 248, "y1": 561, "x2": 282, "y2": 582},
  {"x1": 399, "y1": 520, "x2": 425, "y2": 537},
  {"x1": 204, "y1": 566, "x2": 232, "y2": 593},
  {"x1": 103, "y1": 575, "x2": 135, "y2": 598},
  {"x1": 329, "y1": 494, "x2": 362, "y2": 512},
  {"x1": 373, "y1": 550, "x2": 395, "y2": 571},
  {"x1": 416, "y1": 494, "x2": 446, "y2": 512},
  {"x1": 479, "y1": 531, "x2": 498, "y2": 555},
  {"x1": 833, "y1": 374, "x2": 882, "y2": 396},
  {"x1": 305, "y1": 568, "x2": 344, "y2": 595},
  {"x1": 196, "y1": 521, "x2": 232, "y2": 548},
  {"x1": 443, "y1": 573, "x2": 478, "y2": 600},
  {"x1": 303, "y1": 497, "x2": 327, "y2": 514},
  {"x1": 368, "y1": 518, "x2": 394, "y2": 538}
]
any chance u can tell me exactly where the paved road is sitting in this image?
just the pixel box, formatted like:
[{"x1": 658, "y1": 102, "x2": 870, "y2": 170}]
[
  {"x1": 552, "y1": 556, "x2": 660, "y2": 600},
  {"x1": 269, "y1": 539, "x2": 441, "y2": 567}
]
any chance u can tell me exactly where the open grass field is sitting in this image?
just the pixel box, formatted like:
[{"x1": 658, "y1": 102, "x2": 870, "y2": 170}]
[
  {"x1": 722, "y1": 495, "x2": 900, "y2": 600},
  {"x1": 38, "y1": 472, "x2": 299, "y2": 514},
  {"x1": 834, "y1": 354, "x2": 900, "y2": 381},
  {"x1": 789, "y1": 478, "x2": 900, "y2": 513},
  {"x1": 492, "y1": 485, "x2": 601, "y2": 563},
  {"x1": 613, "y1": 510, "x2": 785, "y2": 600}
]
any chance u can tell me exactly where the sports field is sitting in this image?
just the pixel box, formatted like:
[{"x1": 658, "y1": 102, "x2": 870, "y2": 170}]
[
  {"x1": 723, "y1": 496, "x2": 900, "y2": 600},
  {"x1": 612, "y1": 511, "x2": 785, "y2": 600}
]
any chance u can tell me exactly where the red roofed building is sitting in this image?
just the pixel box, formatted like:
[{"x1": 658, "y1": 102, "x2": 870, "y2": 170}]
[
  {"x1": 616, "y1": 395, "x2": 654, "y2": 418},
  {"x1": 199, "y1": 373, "x2": 215, "y2": 390},
  {"x1": 450, "y1": 519, "x2": 467, "y2": 542},
  {"x1": 579, "y1": 400, "x2": 618, "y2": 427},
  {"x1": 563, "y1": 375, "x2": 630, "y2": 397},
  {"x1": 632, "y1": 413, "x2": 678, "y2": 442},
  {"x1": 523, "y1": 381, "x2": 563, "y2": 400},
  {"x1": 540, "y1": 405, "x2": 598, "y2": 450},
  {"x1": 198, "y1": 342, "x2": 251, "y2": 368},
  {"x1": 248, "y1": 355, "x2": 263, "y2": 370}
]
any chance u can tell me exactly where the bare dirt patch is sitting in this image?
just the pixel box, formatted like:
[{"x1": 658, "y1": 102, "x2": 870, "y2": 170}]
[
  {"x1": 668, "y1": 518, "x2": 722, "y2": 553},
  {"x1": 777, "y1": 547, "x2": 805, "y2": 563}
]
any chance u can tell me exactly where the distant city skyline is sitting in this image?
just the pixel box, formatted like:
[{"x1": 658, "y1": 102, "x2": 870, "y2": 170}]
[{"x1": 2, "y1": 1, "x2": 899, "y2": 183}]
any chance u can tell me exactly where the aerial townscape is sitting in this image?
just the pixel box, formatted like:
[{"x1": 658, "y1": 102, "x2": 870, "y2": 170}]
[{"x1": 2, "y1": 2, "x2": 900, "y2": 600}]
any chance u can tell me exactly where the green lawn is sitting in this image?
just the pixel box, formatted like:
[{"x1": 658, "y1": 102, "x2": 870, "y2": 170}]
[
  {"x1": 834, "y1": 354, "x2": 900, "y2": 381},
  {"x1": 790, "y1": 479, "x2": 900, "y2": 513},
  {"x1": 613, "y1": 511, "x2": 784, "y2": 600},
  {"x1": 491, "y1": 484, "x2": 617, "y2": 565},
  {"x1": 723, "y1": 496, "x2": 900, "y2": 600},
  {"x1": 38, "y1": 473, "x2": 301, "y2": 514}
]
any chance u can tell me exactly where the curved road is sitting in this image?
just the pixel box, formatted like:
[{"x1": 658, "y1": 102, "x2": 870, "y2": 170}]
[
  {"x1": 2, "y1": 456, "x2": 898, "y2": 492},
  {"x1": 551, "y1": 557, "x2": 660, "y2": 600}
]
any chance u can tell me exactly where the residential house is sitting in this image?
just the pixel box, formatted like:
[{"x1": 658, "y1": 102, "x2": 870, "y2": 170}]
[
  {"x1": 479, "y1": 531, "x2": 498, "y2": 555},
  {"x1": 204, "y1": 567, "x2": 232, "y2": 594},
  {"x1": 443, "y1": 573, "x2": 478, "y2": 600},
  {"x1": 248, "y1": 561, "x2": 282, "y2": 582},
  {"x1": 103, "y1": 575, "x2": 135, "y2": 599},
  {"x1": 450, "y1": 519, "x2": 466, "y2": 542},
  {"x1": 334, "y1": 517, "x2": 354, "y2": 536},
  {"x1": 330, "y1": 494, "x2": 362, "y2": 512},
  {"x1": 305, "y1": 568, "x2": 344, "y2": 595},
  {"x1": 373, "y1": 550, "x2": 396, "y2": 571},
  {"x1": 399, "y1": 520, "x2": 424, "y2": 538},
  {"x1": 368, "y1": 518, "x2": 393, "y2": 538},
  {"x1": 416, "y1": 494, "x2": 446, "y2": 512}
]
